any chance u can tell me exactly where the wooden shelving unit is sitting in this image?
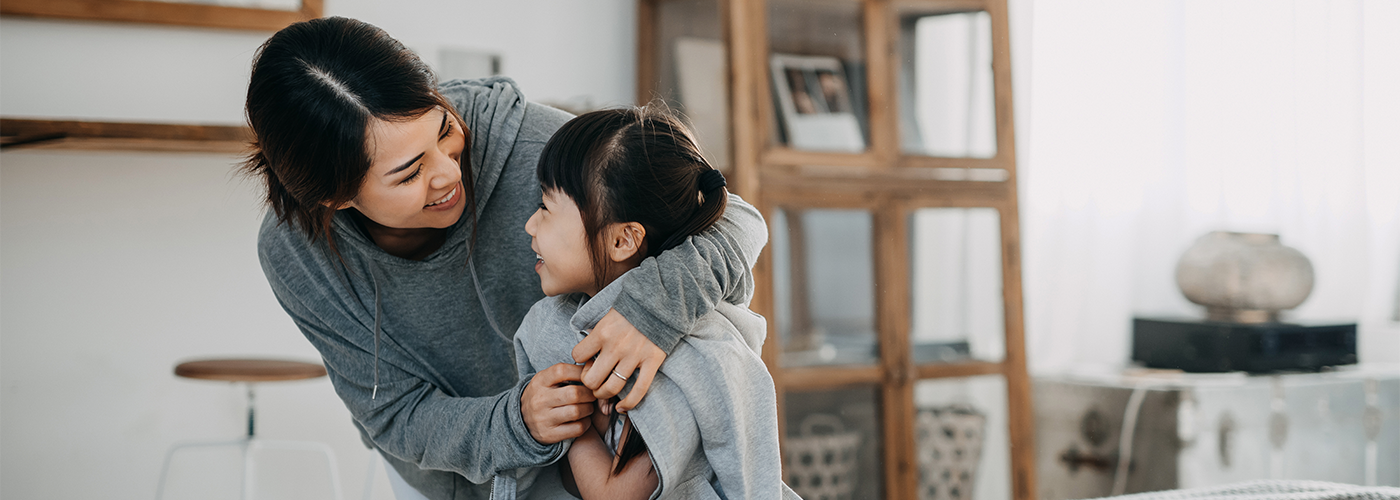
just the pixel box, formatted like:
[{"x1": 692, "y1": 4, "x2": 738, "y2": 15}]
[
  {"x1": 638, "y1": 0, "x2": 1035, "y2": 498},
  {"x1": 1, "y1": 118, "x2": 250, "y2": 154}
]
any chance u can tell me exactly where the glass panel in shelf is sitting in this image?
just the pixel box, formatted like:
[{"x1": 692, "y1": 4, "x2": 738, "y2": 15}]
[
  {"x1": 767, "y1": 0, "x2": 869, "y2": 153},
  {"x1": 908, "y1": 208, "x2": 1005, "y2": 365},
  {"x1": 771, "y1": 207, "x2": 879, "y2": 367},
  {"x1": 896, "y1": 10, "x2": 998, "y2": 159},
  {"x1": 784, "y1": 385, "x2": 885, "y2": 500},
  {"x1": 913, "y1": 375, "x2": 1011, "y2": 500},
  {"x1": 647, "y1": 0, "x2": 732, "y2": 172}
]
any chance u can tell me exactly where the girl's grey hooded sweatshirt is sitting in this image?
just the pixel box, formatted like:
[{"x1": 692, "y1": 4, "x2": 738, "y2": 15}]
[
  {"x1": 499, "y1": 275, "x2": 801, "y2": 500},
  {"x1": 256, "y1": 77, "x2": 766, "y2": 500}
]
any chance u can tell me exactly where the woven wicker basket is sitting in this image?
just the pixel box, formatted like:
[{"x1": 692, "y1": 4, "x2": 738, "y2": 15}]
[
  {"x1": 915, "y1": 405, "x2": 987, "y2": 500},
  {"x1": 784, "y1": 414, "x2": 862, "y2": 500}
]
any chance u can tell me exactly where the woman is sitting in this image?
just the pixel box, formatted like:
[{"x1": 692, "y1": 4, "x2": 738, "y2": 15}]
[{"x1": 243, "y1": 17, "x2": 766, "y2": 499}]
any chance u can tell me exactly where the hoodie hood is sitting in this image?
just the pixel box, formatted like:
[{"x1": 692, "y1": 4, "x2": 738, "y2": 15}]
[{"x1": 445, "y1": 76, "x2": 528, "y2": 220}]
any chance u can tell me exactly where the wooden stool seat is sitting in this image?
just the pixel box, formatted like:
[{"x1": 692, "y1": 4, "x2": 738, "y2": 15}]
[{"x1": 173, "y1": 358, "x2": 326, "y2": 383}]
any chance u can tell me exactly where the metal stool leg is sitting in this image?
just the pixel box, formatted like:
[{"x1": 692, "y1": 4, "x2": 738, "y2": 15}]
[
  {"x1": 158, "y1": 439, "x2": 343, "y2": 500},
  {"x1": 243, "y1": 438, "x2": 255, "y2": 500},
  {"x1": 156, "y1": 438, "x2": 248, "y2": 500},
  {"x1": 254, "y1": 439, "x2": 346, "y2": 500},
  {"x1": 243, "y1": 383, "x2": 256, "y2": 500},
  {"x1": 159, "y1": 381, "x2": 343, "y2": 500},
  {"x1": 363, "y1": 452, "x2": 381, "y2": 500}
]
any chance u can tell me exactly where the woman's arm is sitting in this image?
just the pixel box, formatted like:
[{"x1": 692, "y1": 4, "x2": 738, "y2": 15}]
[
  {"x1": 574, "y1": 193, "x2": 767, "y2": 409},
  {"x1": 564, "y1": 412, "x2": 658, "y2": 500},
  {"x1": 612, "y1": 192, "x2": 766, "y2": 351}
]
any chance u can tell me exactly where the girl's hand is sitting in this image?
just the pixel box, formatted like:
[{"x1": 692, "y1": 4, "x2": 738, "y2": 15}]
[
  {"x1": 572, "y1": 309, "x2": 666, "y2": 412},
  {"x1": 589, "y1": 397, "x2": 614, "y2": 435},
  {"x1": 521, "y1": 363, "x2": 596, "y2": 444}
]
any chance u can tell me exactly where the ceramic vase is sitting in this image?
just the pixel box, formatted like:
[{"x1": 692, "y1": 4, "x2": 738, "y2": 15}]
[{"x1": 1175, "y1": 232, "x2": 1314, "y2": 323}]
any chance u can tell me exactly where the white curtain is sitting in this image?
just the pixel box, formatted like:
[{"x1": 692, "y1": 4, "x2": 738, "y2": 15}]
[{"x1": 1011, "y1": 0, "x2": 1400, "y2": 373}]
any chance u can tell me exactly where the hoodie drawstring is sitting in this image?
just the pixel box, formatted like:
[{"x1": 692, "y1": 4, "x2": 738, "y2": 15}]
[
  {"x1": 470, "y1": 254, "x2": 515, "y2": 346},
  {"x1": 370, "y1": 264, "x2": 383, "y2": 400},
  {"x1": 363, "y1": 249, "x2": 509, "y2": 403}
]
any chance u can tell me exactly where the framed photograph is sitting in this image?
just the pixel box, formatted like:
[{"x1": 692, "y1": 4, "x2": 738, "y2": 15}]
[{"x1": 770, "y1": 54, "x2": 865, "y2": 153}]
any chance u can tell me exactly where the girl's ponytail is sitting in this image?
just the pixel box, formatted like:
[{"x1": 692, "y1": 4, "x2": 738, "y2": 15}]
[{"x1": 657, "y1": 169, "x2": 729, "y2": 252}]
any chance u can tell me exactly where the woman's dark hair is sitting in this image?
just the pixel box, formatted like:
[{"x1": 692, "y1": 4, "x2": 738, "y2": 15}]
[
  {"x1": 240, "y1": 16, "x2": 473, "y2": 252},
  {"x1": 537, "y1": 106, "x2": 729, "y2": 292}
]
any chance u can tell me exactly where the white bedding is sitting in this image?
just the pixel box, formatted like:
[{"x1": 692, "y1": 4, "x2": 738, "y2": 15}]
[{"x1": 1088, "y1": 481, "x2": 1400, "y2": 500}]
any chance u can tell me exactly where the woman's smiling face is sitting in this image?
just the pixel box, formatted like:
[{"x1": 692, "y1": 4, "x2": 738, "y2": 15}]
[
  {"x1": 343, "y1": 107, "x2": 467, "y2": 229},
  {"x1": 524, "y1": 189, "x2": 598, "y2": 297}
]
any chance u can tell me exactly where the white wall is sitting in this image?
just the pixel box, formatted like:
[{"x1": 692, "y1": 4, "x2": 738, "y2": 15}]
[
  {"x1": 1019, "y1": 0, "x2": 1400, "y2": 373},
  {"x1": 0, "y1": 2, "x2": 635, "y2": 498}
]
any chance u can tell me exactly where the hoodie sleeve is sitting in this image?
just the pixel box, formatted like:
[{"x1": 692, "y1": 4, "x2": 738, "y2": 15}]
[
  {"x1": 259, "y1": 242, "x2": 561, "y2": 484},
  {"x1": 609, "y1": 192, "x2": 767, "y2": 354}
]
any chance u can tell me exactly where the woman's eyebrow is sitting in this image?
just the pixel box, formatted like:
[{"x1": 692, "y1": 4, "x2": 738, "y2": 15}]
[
  {"x1": 384, "y1": 112, "x2": 449, "y2": 177},
  {"x1": 385, "y1": 152, "x2": 425, "y2": 176}
]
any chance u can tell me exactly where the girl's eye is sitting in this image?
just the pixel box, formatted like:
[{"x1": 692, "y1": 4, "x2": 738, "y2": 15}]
[
  {"x1": 400, "y1": 167, "x2": 422, "y2": 185},
  {"x1": 537, "y1": 202, "x2": 548, "y2": 211},
  {"x1": 440, "y1": 121, "x2": 454, "y2": 141}
]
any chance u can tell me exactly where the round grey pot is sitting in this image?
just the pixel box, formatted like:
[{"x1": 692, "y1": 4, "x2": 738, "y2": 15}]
[{"x1": 1175, "y1": 231, "x2": 1314, "y2": 323}]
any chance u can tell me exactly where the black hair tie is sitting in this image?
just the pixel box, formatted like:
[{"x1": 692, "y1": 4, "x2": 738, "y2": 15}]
[{"x1": 698, "y1": 169, "x2": 727, "y2": 192}]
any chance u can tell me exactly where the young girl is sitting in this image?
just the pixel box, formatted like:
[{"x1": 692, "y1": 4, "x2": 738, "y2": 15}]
[{"x1": 495, "y1": 107, "x2": 800, "y2": 500}]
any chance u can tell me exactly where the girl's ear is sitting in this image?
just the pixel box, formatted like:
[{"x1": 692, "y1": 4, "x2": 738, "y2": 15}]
[{"x1": 605, "y1": 222, "x2": 647, "y2": 263}]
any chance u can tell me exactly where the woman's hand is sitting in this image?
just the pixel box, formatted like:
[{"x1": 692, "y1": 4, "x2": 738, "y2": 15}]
[
  {"x1": 521, "y1": 363, "x2": 596, "y2": 444},
  {"x1": 572, "y1": 309, "x2": 666, "y2": 413}
]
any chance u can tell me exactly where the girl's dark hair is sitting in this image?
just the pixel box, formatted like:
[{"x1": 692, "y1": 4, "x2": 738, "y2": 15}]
[
  {"x1": 240, "y1": 16, "x2": 474, "y2": 252},
  {"x1": 536, "y1": 106, "x2": 729, "y2": 292}
]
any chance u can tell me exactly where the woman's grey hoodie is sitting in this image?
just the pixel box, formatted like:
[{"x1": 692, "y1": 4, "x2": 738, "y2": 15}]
[{"x1": 256, "y1": 77, "x2": 767, "y2": 500}]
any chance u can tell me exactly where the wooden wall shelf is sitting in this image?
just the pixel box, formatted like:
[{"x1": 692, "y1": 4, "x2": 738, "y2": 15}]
[
  {"x1": 0, "y1": 0, "x2": 322, "y2": 32},
  {"x1": 0, "y1": 118, "x2": 251, "y2": 154}
]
